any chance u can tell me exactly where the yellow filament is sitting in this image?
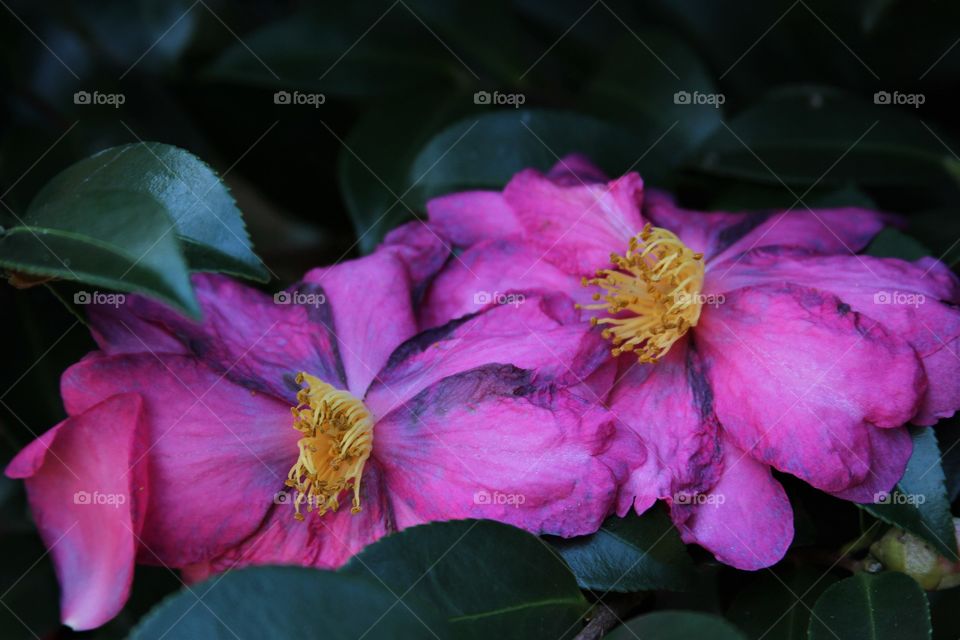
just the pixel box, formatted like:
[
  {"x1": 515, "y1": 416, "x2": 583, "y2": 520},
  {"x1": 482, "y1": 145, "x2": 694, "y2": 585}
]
[
  {"x1": 284, "y1": 373, "x2": 373, "y2": 521},
  {"x1": 578, "y1": 224, "x2": 705, "y2": 363}
]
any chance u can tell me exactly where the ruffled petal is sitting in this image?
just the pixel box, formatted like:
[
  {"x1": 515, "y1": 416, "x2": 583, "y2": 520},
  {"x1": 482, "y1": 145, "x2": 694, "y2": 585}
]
[
  {"x1": 88, "y1": 274, "x2": 345, "y2": 396},
  {"x1": 671, "y1": 437, "x2": 793, "y2": 570},
  {"x1": 695, "y1": 283, "x2": 923, "y2": 493},
  {"x1": 829, "y1": 426, "x2": 913, "y2": 503},
  {"x1": 301, "y1": 250, "x2": 420, "y2": 396},
  {"x1": 710, "y1": 251, "x2": 960, "y2": 424},
  {"x1": 427, "y1": 190, "x2": 521, "y2": 248},
  {"x1": 380, "y1": 220, "x2": 451, "y2": 291},
  {"x1": 503, "y1": 169, "x2": 644, "y2": 275},
  {"x1": 545, "y1": 153, "x2": 609, "y2": 185},
  {"x1": 418, "y1": 237, "x2": 582, "y2": 329},
  {"x1": 609, "y1": 339, "x2": 722, "y2": 516},
  {"x1": 5, "y1": 394, "x2": 149, "y2": 630},
  {"x1": 373, "y1": 364, "x2": 632, "y2": 538},
  {"x1": 61, "y1": 353, "x2": 294, "y2": 566},
  {"x1": 366, "y1": 293, "x2": 608, "y2": 417}
]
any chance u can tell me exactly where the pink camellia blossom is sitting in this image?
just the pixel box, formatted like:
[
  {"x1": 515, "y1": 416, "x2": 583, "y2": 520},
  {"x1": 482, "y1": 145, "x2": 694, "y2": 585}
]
[
  {"x1": 6, "y1": 228, "x2": 637, "y2": 630},
  {"x1": 418, "y1": 155, "x2": 960, "y2": 570}
]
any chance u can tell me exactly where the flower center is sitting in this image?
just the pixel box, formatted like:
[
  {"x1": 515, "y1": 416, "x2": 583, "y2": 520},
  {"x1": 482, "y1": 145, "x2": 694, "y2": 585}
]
[
  {"x1": 580, "y1": 224, "x2": 705, "y2": 363},
  {"x1": 285, "y1": 372, "x2": 373, "y2": 521}
]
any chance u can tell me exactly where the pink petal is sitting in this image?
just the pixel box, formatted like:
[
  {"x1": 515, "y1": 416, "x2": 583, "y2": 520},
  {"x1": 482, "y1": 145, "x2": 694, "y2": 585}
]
[
  {"x1": 181, "y1": 463, "x2": 393, "y2": 578},
  {"x1": 710, "y1": 252, "x2": 960, "y2": 425},
  {"x1": 61, "y1": 353, "x2": 294, "y2": 566},
  {"x1": 427, "y1": 190, "x2": 521, "y2": 248},
  {"x1": 829, "y1": 426, "x2": 913, "y2": 502},
  {"x1": 302, "y1": 250, "x2": 419, "y2": 396},
  {"x1": 365, "y1": 293, "x2": 607, "y2": 417},
  {"x1": 418, "y1": 237, "x2": 582, "y2": 329},
  {"x1": 89, "y1": 274, "x2": 345, "y2": 396},
  {"x1": 695, "y1": 283, "x2": 924, "y2": 493},
  {"x1": 503, "y1": 169, "x2": 644, "y2": 275},
  {"x1": 374, "y1": 364, "x2": 631, "y2": 538},
  {"x1": 545, "y1": 154, "x2": 609, "y2": 185},
  {"x1": 5, "y1": 394, "x2": 149, "y2": 630},
  {"x1": 380, "y1": 220, "x2": 450, "y2": 289},
  {"x1": 609, "y1": 339, "x2": 723, "y2": 516},
  {"x1": 671, "y1": 437, "x2": 793, "y2": 570}
]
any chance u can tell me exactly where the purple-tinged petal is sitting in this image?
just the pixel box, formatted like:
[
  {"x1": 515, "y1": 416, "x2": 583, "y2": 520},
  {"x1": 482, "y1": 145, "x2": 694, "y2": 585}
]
[
  {"x1": 546, "y1": 154, "x2": 609, "y2": 185},
  {"x1": 644, "y1": 190, "x2": 754, "y2": 261},
  {"x1": 671, "y1": 437, "x2": 793, "y2": 570},
  {"x1": 366, "y1": 293, "x2": 608, "y2": 417},
  {"x1": 829, "y1": 426, "x2": 913, "y2": 503},
  {"x1": 418, "y1": 237, "x2": 583, "y2": 329},
  {"x1": 709, "y1": 251, "x2": 960, "y2": 425},
  {"x1": 181, "y1": 463, "x2": 393, "y2": 578},
  {"x1": 609, "y1": 339, "x2": 722, "y2": 516},
  {"x1": 503, "y1": 169, "x2": 644, "y2": 275},
  {"x1": 695, "y1": 283, "x2": 923, "y2": 493},
  {"x1": 374, "y1": 364, "x2": 634, "y2": 538},
  {"x1": 89, "y1": 274, "x2": 345, "y2": 396},
  {"x1": 61, "y1": 353, "x2": 294, "y2": 566},
  {"x1": 301, "y1": 250, "x2": 419, "y2": 396},
  {"x1": 427, "y1": 190, "x2": 521, "y2": 248},
  {"x1": 381, "y1": 220, "x2": 451, "y2": 290},
  {"x1": 5, "y1": 394, "x2": 148, "y2": 630}
]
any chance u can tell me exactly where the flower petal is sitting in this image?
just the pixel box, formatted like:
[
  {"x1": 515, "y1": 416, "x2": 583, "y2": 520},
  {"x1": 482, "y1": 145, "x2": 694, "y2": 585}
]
[
  {"x1": 545, "y1": 153, "x2": 609, "y2": 185},
  {"x1": 829, "y1": 426, "x2": 913, "y2": 503},
  {"x1": 671, "y1": 437, "x2": 793, "y2": 570},
  {"x1": 301, "y1": 251, "x2": 419, "y2": 396},
  {"x1": 5, "y1": 394, "x2": 148, "y2": 630},
  {"x1": 374, "y1": 364, "x2": 632, "y2": 537},
  {"x1": 710, "y1": 251, "x2": 960, "y2": 425},
  {"x1": 427, "y1": 190, "x2": 521, "y2": 248},
  {"x1": 61, "y1": 353, "x2": 294, "y2": 566},
  {"x1": 418, "y1": 237, "x2": 582, "y2": 329},
  {"x1": 380, "y1": 220, "x2": 451, "y2": 291},
  {"x1": 503, "y1": 169, "x2": 644, "y2": 275},
  {"x1": 89, "y1": 274, "x2": 345, "y2": 396},
  {"x1": 695, "y1": 283, "x2": 923, "y2": 493},
  {"x1": 609, "y1": 339, "x2": 723, "y2": 516}
]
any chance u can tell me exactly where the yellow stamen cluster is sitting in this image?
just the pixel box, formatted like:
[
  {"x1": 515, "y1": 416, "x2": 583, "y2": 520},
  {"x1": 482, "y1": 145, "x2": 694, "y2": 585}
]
[
  {"x1": 579, "y1": 224, "x2": 705, "y2": 363},
  {"x1": 284, "y1": 373, "x2": 373, "y2": 521}
]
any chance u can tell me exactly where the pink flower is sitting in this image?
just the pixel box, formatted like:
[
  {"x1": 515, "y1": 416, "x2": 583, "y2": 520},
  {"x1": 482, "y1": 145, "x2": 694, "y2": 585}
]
[
  {"x1": 418, "y1": 155, "x2": 960, "y2": 570},
  {"x1": 5, "y1": 228, "x2": 633, "y2": 630}
]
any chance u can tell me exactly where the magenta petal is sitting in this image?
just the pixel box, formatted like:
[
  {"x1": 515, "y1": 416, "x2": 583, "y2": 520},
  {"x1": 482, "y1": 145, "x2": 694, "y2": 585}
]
[
  {"x1": 711, "y1": 252, "x2": 960, "y2": 425},
  {"x1": 366, "y1": 293, "x2": 608, "y2": 417},
  {"x1": 503, "y1": 169, "x2": 644, "y2": 275},
  {"x1": 61, "y1": 353, "x2": 294, "y2": 566},
  {"x1": 89, "y1": 274, "x2": 345, "y2": 396},
  {"x1": 829, "y1": 426, "x2": 913, "y2": 502},
  {"x1": 609, "y1": 340, "x2": 722, "y2": 516},
  {"x1": 696, "y1": 283, "x2": 924, "y2": 493},
  {"x1": 418, "y1": 237, "x2": 582, "y2": 329},
  {"x1": 546, "y1": 154, "x2": 609, "y2": 185},
  {"x1": 672, "y1": 438, "x2": 793, "y2": 570},
  {"x1": 380, "y1": 220, "x2": 450, "y2": 289},
  {"x1": 302, "y1": 250, "x2": 419, "y2": 396},
  {"x1": 427, "y1": 190, "x2": 521, "y2": 248},
  {"x1": 6, "y1": 394, "x2": 148, "y2": 630},
  {"x1": 181, "y1": 463, "x2": 393, "y2": 578},
  {"x1": 374, "y1": 365, "x2": 628, "y2": 537}
]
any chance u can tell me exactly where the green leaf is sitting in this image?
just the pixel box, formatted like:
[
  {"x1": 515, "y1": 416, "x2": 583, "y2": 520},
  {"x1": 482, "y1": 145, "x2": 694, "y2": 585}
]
[
  {"x1": 727, "y1": 567, "x2": 838, "y2": 640},
  {"x1": 340, "y1": 519, "x2": 589, "y2": 639},
  {"x1": 30, "y1": 142, "x2": 268, "y2": 282},
  {"x1": 865, "y1": 228, "x2": 932, "y2": 261},
  {"x1": 130, "y1": 566, "x2": 448, "y2": 639},
  {"x1": 808, "y1": 572, "x2": 931, "y2": 640},
  {"x1": 407, "y1": 109, "x2": 667, "y2": 208},
  {"x1": 547, "y1": 506, "x2": 696, "y2": 592},
  {"x1": 607, "y1": 611, "x2": 748, "y2": 640},
  {"x1": 339, "y1": 91, "x2": 471, "y2": 253},
  {"x1": 862, "y1": 428, "x2": 959, "y2": 561},
  {"x1": 692, "y1": 86, "x2": 956, "y2": 188},
  {"x1": 0, "y1": 190, "x2": 199, "y2": 317}
]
